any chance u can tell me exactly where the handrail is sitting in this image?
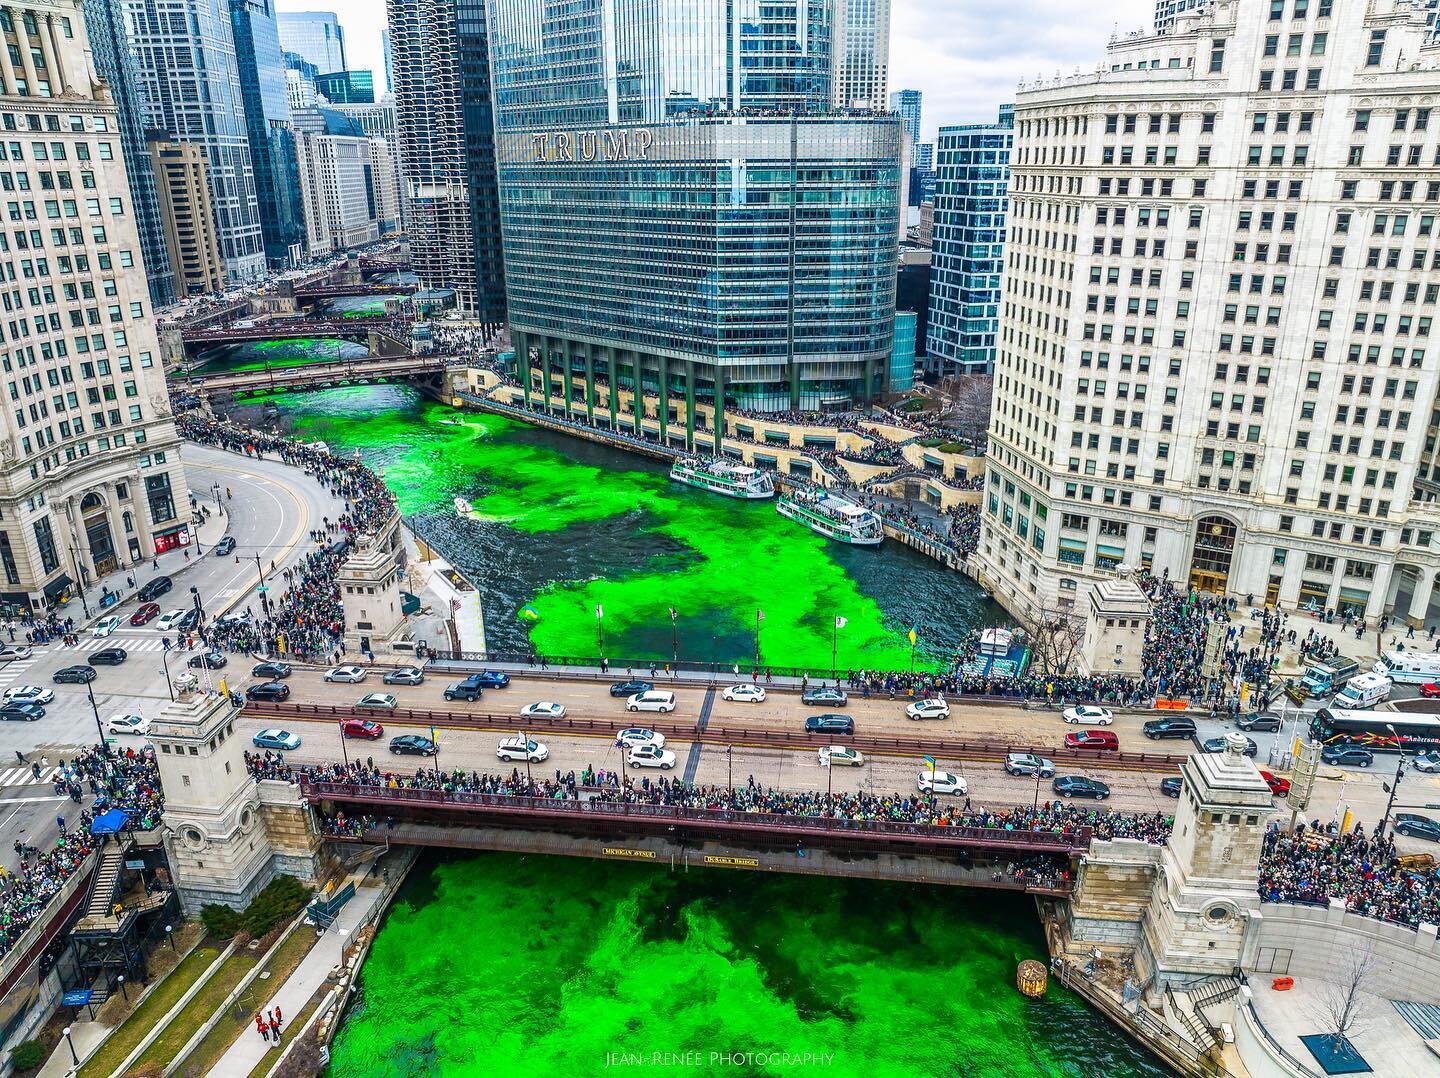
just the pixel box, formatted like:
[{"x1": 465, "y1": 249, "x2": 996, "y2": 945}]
[{"x1": 1240, "y1": 999, "x2": 1325, "y2": 1077}]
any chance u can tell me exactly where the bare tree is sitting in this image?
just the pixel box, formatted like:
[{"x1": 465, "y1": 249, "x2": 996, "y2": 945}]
[
  {"x1": 1020, "y1": 604, "x2": 1087, "y2": 680},
  {"x1": 1306, "y1": 946, "x2": 1375, "y2": 1055},
  {"x1": 932, "y1": 374, "x2": 994, "y2": 451}
]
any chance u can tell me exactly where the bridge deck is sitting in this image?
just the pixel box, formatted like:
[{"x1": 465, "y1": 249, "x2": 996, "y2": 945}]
[{"x1": 176, "y1": 355, "x2": 456, "y2": 393}]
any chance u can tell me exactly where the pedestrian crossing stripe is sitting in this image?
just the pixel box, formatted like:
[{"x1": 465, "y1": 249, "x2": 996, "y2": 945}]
[
  {"x1": 68, "y1": 638, "x2": 168, "y2": 653},
  {"x1": 0, "y1": 766, "x2": 61, "y2": 789}
]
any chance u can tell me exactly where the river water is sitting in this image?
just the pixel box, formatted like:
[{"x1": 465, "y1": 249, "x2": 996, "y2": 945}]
[{"x1": 190, "y1": 294, "x2": 395, "y2": 376}]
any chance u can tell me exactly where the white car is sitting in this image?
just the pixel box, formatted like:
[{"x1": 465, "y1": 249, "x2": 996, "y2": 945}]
[
  {"x1": 520, "y1": 701, "x2": 566, "y2": 719},
  {"x1": 4, "y1": 685, "x2": 53, "y2": 705},
  {"x1": 906, "y1": 698, "x2": 951, "y2": 721},
  {"x1": 497, "y1": 736, "x2": 548, "y2": 763},
  {"x1": 625, "y1": 690, "x2": 676, "y2": 713},
  {"x1": 104, "y1": 714, "x2": 150, "y2": 736},
  {"x1": 627, "y1": 744, "x2": 677, "y2": 770},
  {"x1": 92, "y1": 615, "x2": 122, "y2": 638},
  {"x1": 722, "y1": 684, "x2": 766, "y2": 703},
  {"x1": 918, "y1": 771, "x2": 969, "y2": 796},
  {"x1": 155, "y1": 609, "x2": 188, "y2": 632},
  {"x1": 1063, "y1": 706, "x2": 1115, "y2": 726},
  {"x1": 617, "y1": 728, "x2": 665, "y2": 750},
  {"x1": 324, "y1": 665, "x2": 368, "y2": 683},
  {"x1": 818, "y1": 745, "x2": 865, "y2": 768}
]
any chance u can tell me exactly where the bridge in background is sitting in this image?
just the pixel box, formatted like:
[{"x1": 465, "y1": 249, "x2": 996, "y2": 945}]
[
  {"x1": 173, "y1": 354, "x2": 461, "y2": 396},
  {"x1": 179, "y1": 316, "x2": 397, "y2": 346},
  {"x1": 295, "y1": 282, "x2": 419, "y2": 301}
]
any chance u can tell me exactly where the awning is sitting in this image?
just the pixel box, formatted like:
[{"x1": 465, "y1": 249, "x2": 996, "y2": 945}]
[
  {"x1": 1058, "y1": 538, "x2": 1087, "y2": 553},
  {"x1": 89, "y1": 808, "x2": 130, "y2": 835},
  {"x1": 42, "y1": 574, "x2": 72, "y2": 600},
  {"x1": 1097, "y1": 544, "x2": 1126, "y2": 557}
]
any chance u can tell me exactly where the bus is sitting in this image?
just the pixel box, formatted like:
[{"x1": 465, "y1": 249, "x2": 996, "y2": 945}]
[
  {"x1": 1372, "y1": 650, "x2": 1440, "y2": 684},
  {"x1": 1309, "y1": 708, "x2": 1440, "y2": 753}
]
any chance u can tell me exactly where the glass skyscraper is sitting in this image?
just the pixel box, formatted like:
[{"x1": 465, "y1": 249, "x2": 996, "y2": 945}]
[
  {"x1": 277, "y1": 10, "x2": 346, "y2": 72},
  {"x1": 925, "y1": 106, "x2": 1012, "y2": 375},
  {"x1": 488, "y1": 0, "x2": 901, "y2": 423}
]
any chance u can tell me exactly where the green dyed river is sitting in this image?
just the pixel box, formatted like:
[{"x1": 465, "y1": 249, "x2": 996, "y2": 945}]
[{"x1": 327, "y1": 854, "x2": 1168, "y2": 1077}]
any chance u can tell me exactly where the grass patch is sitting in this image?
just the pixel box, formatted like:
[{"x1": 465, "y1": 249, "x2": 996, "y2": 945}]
[
  {"x1": 125, "y1": 950, "x2": 261, "y2": 1075},
  {"x1": 77, "y1": 945, "x2": 223, "y2": 1078},
  {"x1": 899, "y1": 397, "x2": 931, "y2": 412},
  {"x1": 936, "y1": 442, "x2": 968, "y2": 455},
  {"x1": 918, "y1": 437, "x2": 943, "y2": 448}
]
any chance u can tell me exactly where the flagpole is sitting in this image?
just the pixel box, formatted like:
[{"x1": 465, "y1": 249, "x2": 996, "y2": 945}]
[
  {"x1": 754, "y1": 608, "x2": 761, "y2": 668},
  {"x1": 831, "y1": 618, "x2": 838, "y2": 682},
  {"x1": 596, "y1": 605, "x2": 604, "y2": 655}
]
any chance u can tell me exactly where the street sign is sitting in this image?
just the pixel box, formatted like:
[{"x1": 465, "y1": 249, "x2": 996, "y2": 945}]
[
  {"x1": 61, "y1": 989, "x2": 92, "y2": 1007},
  {"x1": 257, "y1": 585, "x2": 269, "y2": 594}
]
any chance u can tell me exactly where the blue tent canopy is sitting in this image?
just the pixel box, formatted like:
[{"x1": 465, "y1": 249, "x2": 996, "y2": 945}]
[{"x1": 89, "y1": 808, "x2": 130, "y2": 835}]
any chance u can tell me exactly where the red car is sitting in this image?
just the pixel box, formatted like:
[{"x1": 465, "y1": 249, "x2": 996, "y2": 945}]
[
  {"x1": 1422, "y1": 683, "x2": 1440, "y2": 699},
  {"x1": 1259, "y1": 770, "x2": 1291, "y2": 797},
  {"x1": 1064, "y1": 729, "x2": 1119, "y2": 751},
  {"x1": 340, "y1": 718, "x2": 384, "y2": 740},
  {"x1": 130, "y1": 602, "x2": 161, "y2": 626}
]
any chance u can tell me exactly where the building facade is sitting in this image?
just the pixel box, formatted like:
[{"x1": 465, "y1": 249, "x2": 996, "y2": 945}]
[
  {"x1": 315, "y1": 69, "x2": 374, "y2": 104},
  {"x1": 293, "y1": 129, "x2": 381, "y2": 255},
  {"x1": 125, "y1": 0, "x2": 266, "y2": 281},
  {"x1": 891, "y1": 88, "x2": 922, "y2": 143},
  {"x1": 0, "y1": 0, "x2": 188, "y2": 616},
  {"x1": 835, "y1": 0, "x2": 891, "y2": 109},
  {"x1": 149, "y1": 138, "x2": 226, "y2": 296},
  {"x1": 925, "y1": 109, "x2": 1012, "y2": 375},
  {"x1": 276, "y1": 9, "x2": 345, "y2": 73},
  {"x1": 978, "y1": 0, "x2": 1440, "y2": 628},
  {"x1": 488, "y1": 0, "x2": 901, "y2": 416}
]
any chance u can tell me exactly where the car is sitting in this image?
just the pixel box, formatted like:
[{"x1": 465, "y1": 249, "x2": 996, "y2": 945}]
[
  {"x1": 246, "y1": 682, "x2": 290, "y2": 702},
  {"x1": 1004, "y1": 752, "x2": 1056, "y2": 778},
  {"x1": 252, "y1": 729, "x2": 301, "y2": 751},
  {"x1": 1053, "y1": 775, "x2": 1111, "y2": 800},
  {"x1": 1421, "y1": 683, "x2": 1440, "y2": 699},
  {"x1": 104, "y1": 714, "x2": 150, "y2": 736},
  {"x1": 1159, "y1": 776, "x2": 1183, "y2": 798},
  {"x1": 1142, "y1": 717, "x2": 1198, "y2": 740},
  {"x1": 1237, "y1": 713, "x2": 1283, "y2": 733},
  {"x1": 722, "y1": 684, "x2": 766, "y2": 703},
  {"x1": 1064, "y1": 729, "x2": 1119, "y2": 751},
  {"x1": 801, "y1": 686, "x2": 848, "y2": 706},
  {"x1": 470, "y1": 671, "x2": 511, "y2": 688},
  {"x1": 1202, "y1": 736, "x2": 1258, "y2": 757},
  {"x1": 92, "y1": 615, "x2": 122, "y2": 637},
  {"x1": 390, "y1": 734, "x2": 437, "y2": 756},
  {"x1": 627, "y1": 744, "x2": 677, "y2": 769},
  {"x1": 819, "y1": 745, "x2": 866, "y2": 768},
  {"x1": 341, "y1": 718, "x2": 385, "y2": 739},
  {"x1": 918, "y1": 770, "x2": 968, "y2": 795},
  {"x1": 1394, "y1": 813, "x2": 1440, "y2": 842},
  {"x1": 214, "y1": 612, "x2": 250, "y2": 629},
  {"x1": 155, "y1": 609, "x2": 188, "y2": 632},
  {"x1": 0, "y1": 704, "x2": 43, "y2": 722},
  {"x1": 1259, "y1": 770, "x2": 1291, "y2": 797},
  {"x1": 187, "y1": 651, "x2": 226, "y2": 669},
  {"x1": 609, "y1": 680, "x2": 653, "y2": 698},
  {"x1": 251, "y1": 661, "x2": 292, "y2": 680},
  {"x1": 355, "y1": 693, "x2": 398, "y2": 712},
  {"x1": 906, "y1": 698, "x2": 951, "y2": 721},
  {"x1": 4, "y1": 685, "x2": 53, "y2": 705},
  {"x1": 521, "y1": 701, "x2": 566, "y2": 719},
  {"x1": 1413, "y1": 751, "x2": 1440, "y2": 774},
  {"x1": 804, "y1": 713, "x2": 854, "y2": 735},
  {"x1": 443, "y1": 675, "x2": 485, "y2": 702},
  {"x1": 177, "y1": 609, "x2": 202, "y2": 632},
  {"x1": 90, "y1": 648, "x2": 128, "y2": 667},
  {"x1": 1062, "y1": 705, "x2": 1114, "y2": 726},
  {"x1": 324, "y1": 665, "x2": 367, "y2": 684},
  {"x1": 137, "y1": 576, "x2": 173, "y2": 602},
  {"x1": 214, "y1": 536, "x2": 236, "y2": 556},
  {"x1": 52, "y1": 665, "x2": 96, "y2": 684},
  {"x1": 130, "y1": 602, "x2": 161, "y2": 626},
  {"x1": 0, "y1": 645, "x2": 32, "y2": 661},
  {"x1": 626, "y1": 690, "x2": 676, "y2": 713},
  {"x1": 1321, "y1": 745, "x2": 1374, "y2": 768},
  {"x1": 382, "y1": 666, "x2": 425, "y2": 686},
  {"x1": 497, "y1": 736, "x2": 548, "y2": 763}
]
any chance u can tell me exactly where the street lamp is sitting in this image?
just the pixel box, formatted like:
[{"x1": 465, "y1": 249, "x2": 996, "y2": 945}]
[
  {"x1": 84, "y1": 679, "x2": 107, "y2": 756},
  {"x1": 669, "y1": 607, "x2": 679, "y2": 666},
  {"x1": 161, "y1": 647, "x2": 175, "y2": 702},
  {"x1": 521, "y1": 729, "x2": 533, "y2": 792},
  {"x1": 116, "y1": 974, "x2": 127, "y2": 1001},
  {"x1": 165, "y1": 924, "x2": 175, "y2": 952},
  {"x1": 1379, "y1": 723, "x2": 1407, "y2": 839},
  {"x1": 62, "y1": 1026, "x2": 78, "y2": 1067}
]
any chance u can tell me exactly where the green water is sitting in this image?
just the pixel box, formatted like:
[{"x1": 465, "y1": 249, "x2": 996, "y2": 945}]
[
  {"x1": 328, "y1": 854, "x2": 1167, "y2": 1077},
  {"x1": 266, "y1": 385, "x2": 1003, "y2": 669},
  {"x1": 193, "y1": 337, "x2": 368, "y2": 375}
]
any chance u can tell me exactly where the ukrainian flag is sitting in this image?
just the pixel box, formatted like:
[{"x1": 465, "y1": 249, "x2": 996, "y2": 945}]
[{"x1": 922, "y1": 754, "x2": 936, "y2": 772}]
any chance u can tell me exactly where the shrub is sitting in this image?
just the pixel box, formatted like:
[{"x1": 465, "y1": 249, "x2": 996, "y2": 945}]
[
  {"x1": 937, "y1": 442, "x2": 967, "y2": 455},
  {"x1": 239, "y1": 875, "x2": 311, "y2": 938},
  {"x1": 10, "y1": 1040, "x2": 46, "y2": 1071},
  {"x1": 200, "y1": 903, "x2": 241, "y2": 941},
  {"x1": 918, "y1": 437, "x2": 943, "y2": 448}
]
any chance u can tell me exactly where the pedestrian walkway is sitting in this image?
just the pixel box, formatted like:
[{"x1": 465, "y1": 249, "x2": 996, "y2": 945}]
[
  {"x1": 0, "y1": 765, "x2": 67, "y2": 790},
  {"x1": 62, "y1": 637, "x2": 171, "y2": 654}
]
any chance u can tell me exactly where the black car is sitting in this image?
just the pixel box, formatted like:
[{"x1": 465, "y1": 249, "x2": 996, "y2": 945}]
[
  {"x1": 251, "y1": 661, "x2": 292, "y2": 679},
  {"x1": 390, "y1": 734, "x2": 438, "y2": 756},
  {"x1": 610, "y1": 680, "x2": 653, "y2": 698},
  {"x1": 137, "y1": 575, "x2": 173, "y2": 602},
  {"x1": 0, "y1": 702, "x2": 43, "y2": 721},
  {"x1": 1142, "y1": 717, "x2": 1198, "y2": 740},
  {"x1": 1159, "y1": 776, "x2": 1183, "y2": 798},
  {"x1": 471, "y1": 671, "x2": 511, "y2": 688},
  {"x1": 443, "y1": 675, "x2": 485, "y2": 702},
  {"x1": 804, "y1": 714, "x2": 854, "y2": 735},
  {"x1": 177, "y1": 608, "x2": 202, "y2": 632},
  {"x1": 1394, "y1": 813, "x2": 1440, "y2": 842},
  {"x1": 1053, "y1": 775, "x2": 1111, "y2": 800},
  {"x1": 383, "y1": 666, "x2": 425, "y2": 686},
  {"x1": 90, "y1": 648, "x2": 128, "y2": 666},
  {"x1": 187, "y1": 651, "x2": 227, "y2": 669},
  {"x1": 246, "y1": 682, "x2": 290, "y2": 702},
  {"x1": 1237, "y1": 713, "x2": 1283, "y2": 733},
  {"x1": 801, "y1": 686, "x2": 848, "y2": 706},
  {"x1": 52, "y1": 665, "x2": 96, "y2": 684},
  {"x1": 1201, "y1": 736, "x2": 1258, "y2": 757},
  {"x1": 1321, "y1": 745, "x2": 1374, "y2": 768},
  {"x1": 214, "y1": 536, "x2": 236, "y2": 556}
]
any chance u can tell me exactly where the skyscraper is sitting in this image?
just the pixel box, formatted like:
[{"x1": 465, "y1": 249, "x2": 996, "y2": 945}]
[
  {"x1": 925, "y1": 108, "x2": 1011, "y2": 376},
  {"x1": 126, "y1": 0, "x2": 267, "y2": 281},
  {"x1": 381, "y1": 27, "x2": 393, "y2": 92},
  {"x1": 387, "y1": 0, "x2": 505, "y2": 324},
  {"x1": 890, "y1": 88, "x2": 922, "y2": 144},
  {"x1": 150, "y1": 138, "x2": 227, "y2": 296},
  {"x1": 231, "y1": 0, "x2": 305, "y2": 270},
  {"x1": 834, "y1": 0, "x2": 891, "y2": 109},
  {"x1": 82, "y1": 0, "x2": 176, "y2": 309},
  {"x1": 277, "y1": 9, "x2": 346, "y2": 72},
  {"x1": 488, "y1": 0, "x2": 901, "y2": 420},
  {"x1": 315, "y1": 69, "x2": 375, "y2": 104},
  {"x1": 292, "y1": 110, "x2": 382, "y2": 255}
]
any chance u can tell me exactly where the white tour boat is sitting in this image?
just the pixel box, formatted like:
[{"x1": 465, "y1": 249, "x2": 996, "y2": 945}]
[
  {"x1": 454, "y1": 496, "x2": 474, "y2": 516},
  {"x1": 775, "y1": 491, "x2": 884, "y2": 546},
  {"x1": 668, "y1": 457, "x2": 775, "y2": 499}
]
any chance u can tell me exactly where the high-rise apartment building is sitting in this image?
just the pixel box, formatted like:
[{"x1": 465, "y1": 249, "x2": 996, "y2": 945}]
[
  {"x1": 925, "y1": 108, "x2": 1012, "y2": 376},
  {"x1": 387, "y1": 0, "x2": 504, "y2": 324},
  {"x1": 488, "y1": 0, "x2": 901, "y2": 418},
  {"x1": 293, "y1": 125, "x2": 381, "y2": 255},
  {"x1": 891, "y1": 88, "x2": 922, "y2": 143},
  {"x1": 126, "y1": 0, "x2": 266, "y2": 281},
  {"x1": 150, "y1": 138, "x2": 227, "y2": 296},
  {"x1": 0, "y1": 0, "x2": 188, "y2": 616},
  {"x1": 82, "y1": 0, "x2": 175, "y2": 309},
  {"x1": 276, "y1": 9, "x2": 345, "y2": 73},
  {"x1": 980, "y1": 0, "x2": 1440, "y2": 627},
  {"x1": 835, "y1": 0, "x2": 891, "y2": 109}
]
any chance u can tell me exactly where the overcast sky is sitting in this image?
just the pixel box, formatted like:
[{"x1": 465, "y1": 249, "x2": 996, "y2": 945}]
[{"x1": 288, "y1": 0, "x2": 1151, "y2": 142}]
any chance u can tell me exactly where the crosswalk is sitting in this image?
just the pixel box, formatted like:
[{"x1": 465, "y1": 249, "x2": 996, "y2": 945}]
[
  {"x1": 65, "y1": 637, "x2": 170, "y2": 654},
  {"x1": 0, "y1": 766, "x2": 65, "y2": 790}
]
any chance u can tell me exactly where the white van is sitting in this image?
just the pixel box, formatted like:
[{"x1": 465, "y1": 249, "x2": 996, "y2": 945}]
[
  {"x1": 1334, "y1": 672, "x2": 1392, "y2": 709},
  {"x1": 625, "y1": 690, "x2": 676, "y2": 713}
]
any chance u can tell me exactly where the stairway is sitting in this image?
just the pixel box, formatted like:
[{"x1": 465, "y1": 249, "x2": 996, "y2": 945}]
[
  {"x1": 1190, "y1": 974, "x2": 1242, "y2": 1019},
  {"x1": 84, "y1": 840, "x2": 128, "y2": 919}
]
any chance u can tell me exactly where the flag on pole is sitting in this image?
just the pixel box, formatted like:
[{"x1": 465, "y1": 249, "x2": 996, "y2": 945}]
[
  {"x1": 922, "y1": 754, "x2": 936, "y2": 773},
  {"x1": 908, "y1": 625, "x2": 918, "y2": 646},
  {"x1": 834, "y1": 616, "x2": 847, "y2": 629},
  {"x1": 595, "y1": 605, "x2": 604, "y2": 619},
  {"x1": 430, "y1": 726, "x2": 438, "y2": 745},
  {"x1": 669, "y1": 607, "x2": 678, "y2": 621},
  {"x1": 757, "y1": 609, "x2": 765, "y2": 621}
]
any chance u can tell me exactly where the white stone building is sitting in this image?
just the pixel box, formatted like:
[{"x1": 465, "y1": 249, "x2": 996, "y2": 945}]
[
  {"x1": 292, "y1": 121, "x2": 382, "y2": 257},
  {"x1": 834, "y1": 0, "x2": 891, "y2": 110},
  {"x1": 978, "y1": 0, "x2": 1440, "y2": 627}
]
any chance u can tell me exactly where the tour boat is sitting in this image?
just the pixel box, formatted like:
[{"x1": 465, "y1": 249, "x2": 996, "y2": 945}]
[
  {"x1": 668, "y1": 457, "x2": 775, "y2": 499},
  {"x1": 775, "y1": 491, "x2": 884, "y2": 546},
  {"x1": 454, "y1": 496, "x2": 474, "y2": 516}
]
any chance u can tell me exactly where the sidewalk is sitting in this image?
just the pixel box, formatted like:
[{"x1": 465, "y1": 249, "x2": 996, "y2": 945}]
[{"x1": 403, "y1": 527, "x2": 486, "y2": 653}]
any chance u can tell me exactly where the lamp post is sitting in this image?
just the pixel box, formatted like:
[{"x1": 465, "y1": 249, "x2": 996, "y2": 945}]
[
  {"x1": 84, "y1": 679, "x2": 107, "y2": 756},
  {"x1": 521, "y1": 729, "x2": 533, "y2": 792},
  {"x1": 62, "y1": 1026, "x2": 78, "y2": 1067},
  {"x1": 165, "y1": 924, "x2": 175, "y2": 952},
  {"x1": 1379, "y1": 723, "x2": 1407, "y2": 839},
  {"x1": 116, "y1": 974, "x2": 127, "y2": 1001},
  {"x1": 669, "y1": 607, "x2": 678, "y2": 666},
  {"x1": 161, "y1": 647, "x2": 175, "y2": 702}
]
